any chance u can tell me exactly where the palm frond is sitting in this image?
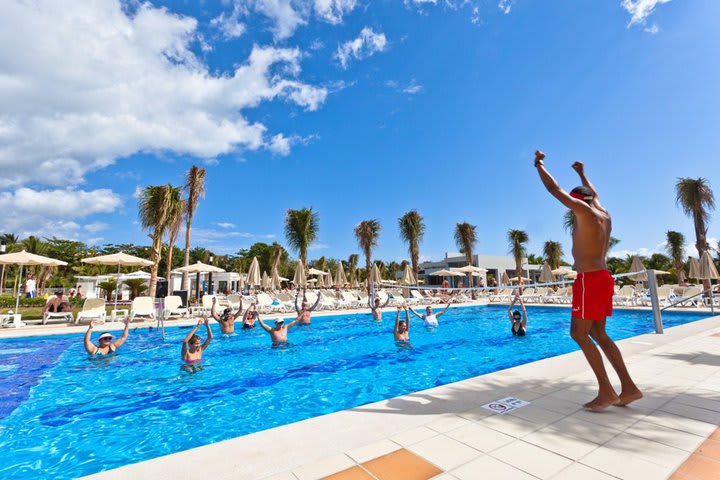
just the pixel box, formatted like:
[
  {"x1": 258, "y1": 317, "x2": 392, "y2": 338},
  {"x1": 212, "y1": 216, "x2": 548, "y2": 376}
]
[{"x1": 284, "y1": 208, "x2": 319, "y2": 265}]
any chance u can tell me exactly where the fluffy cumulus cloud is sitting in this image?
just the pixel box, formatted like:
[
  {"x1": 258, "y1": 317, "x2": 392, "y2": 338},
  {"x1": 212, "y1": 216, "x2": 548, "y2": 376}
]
[
  {"x1": 0, "y1": 0, "x2": 327, "y2": 188},
  {"x1": 210, "y1": 1, "x2": 247, "y2": 39},
  {"x1": 621, "y1": 0, "x2": 673, "y2": 27},
  {"x1": 335, "y1": 27, "x2": 388, "y2": 69},
  {"x1": 498, "y1": 0, "x2": 512, "y2": 14},
  {"x1": 610, "y1": 237, "x2": 718, "y2": 260},
  {"x1": 0, "y1": 188, "x2": 122, "y2": 238}
]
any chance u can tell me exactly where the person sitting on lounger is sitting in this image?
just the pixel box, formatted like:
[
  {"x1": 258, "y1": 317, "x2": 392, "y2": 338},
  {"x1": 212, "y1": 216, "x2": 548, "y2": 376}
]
[
  {"x1": 394, "y1": 306, "x2": 411, "y2": 345},
  {"x1": 369, "y1": 295, "x2": 390, "y2": 321},
  {"x1": 508, "y1": 291, "x2": 528, "y2": 336},
  {"x1": 181, "y1": 317, "x2": 213, "y2": 372},
  {"x1": 43, "y1": 290, "x2": 74, "y2": 314},
  {"x1": 211, "y1": 296, "x2": 243, "y2": 334},
  {"x1": 409, "y1": 298, "x2": 452, "y2": 328},
  {"x1": 257, "y1": 315, "x2": 299, "y2": 346},
  {"x1": 294, "y1": 289, "x2": 321, "y2": 325},
  {"x1": 84, "y1": 316, "x2": 130, "y2": 357}
]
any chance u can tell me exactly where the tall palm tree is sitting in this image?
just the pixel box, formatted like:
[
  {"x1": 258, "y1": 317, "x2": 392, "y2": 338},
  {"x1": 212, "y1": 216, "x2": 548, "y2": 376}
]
[
  {"x1": 354, "y1": 219, "x2": 381, "y2": 291},
  {"x1": 139, "y1": 184, "x2": 182, "y2": 297},
  {"x1": 398, "y1": 210, "x2": 425, "y2": 286},
  {"x1": 165, "y1": 195, "x2": 186, "y2": 283},
  {"x1": 665, "y1": 230, "x2": 686, "y2": 283},
  {"x1": 347, "y1": 254, "x2": 359, "y2": 284},
  {"x1": 284, "y1": 208, "x2": 319, "y2": 267},
  {"x1": 181, "y1": 165, "x2": 206, "y2": 290},
  {"x1": 454, "y1": 222, "x2": 477, "y2": 296},
  {"x1": 507, "y1": 229, "x2": 529, "y2": 281},
  {"x1": 543, "y1": 240, "x2": 564, "y2": 269},
  {"x1": 676, "y1": 177, "x2": 714, "y2": 291}
]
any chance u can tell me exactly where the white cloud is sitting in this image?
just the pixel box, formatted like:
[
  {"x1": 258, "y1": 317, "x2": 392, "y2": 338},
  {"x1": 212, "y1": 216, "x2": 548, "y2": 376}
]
[
  {"x1": 644, "y1": 23, "x2": 660, "y2": 34},
  {"x1": 215, "y1": 222, "x2": 237, "y2": 229},
  {"x1": 335, "y1": 27, "x2": 388, "y2": 69},
  {"x1": 210, "y1": 2, "x2": 247, "y2": 39},
  {"x1": 610, "y1": 237, "x2": 719, "y2": 259},
  {"x1": 471, "y1": 6, "x2": 481, "y2": 24},
  {"x1": 403, "y1": 81, "x2": 424, "y2": 94},
  {"x1": 621, "y1": 0, "x2": 672, "y2": 27},
  {"x1": 498, "y1": 0, "x2": 512, "y2": 14},
  {"x1": 268, "y1": 134, "x2": 292, "y2": 155},
  {"x1": 86, "y1": 237, "x2": 104, "y2": 246},
  {"x1": 0, "y1": 188, "x2": 122, "y2": 238},
  {"x1": 0, "y1": 0, "x2": 327, "y2": 188},
  {"x1": 309, "y1": 242, "x2": 329, "y2": 250},
  {"x1": 133, "y1": 186, "x2": 144, "y2": 199},
  {"x1": 314, "y1": 0, "x2": 358, "y2": 24}
]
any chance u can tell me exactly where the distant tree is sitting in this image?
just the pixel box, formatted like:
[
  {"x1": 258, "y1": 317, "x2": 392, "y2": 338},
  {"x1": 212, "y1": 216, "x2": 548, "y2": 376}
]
[
  {"x1": 285, "y1": 208, "x2": 319, "y2": 267},
  {"x1": 543, "y1": 241, "x2": 564, "y2": 269},
  {"x1": 398, "y1": 210, "x2": 425, "y2": 286},
  {"x1": 164, "y1": 193, "x2": 185, "y2": 284},
  {"x1": 182, "y1": 165, "x2": 206, "y2": 291},
  {"x1": 347, "y1": 254, "x2": 359, "y2": 284},
  {"x1": 355, "y1": 220, "x2": 381, "y2": 291},
  {"x1": 676, "y1": 177, "x2": 714, "y2": 290},
  {"x1": 507, "y1": 229, "x2": 529, "y2": 281},
  {"x1": 665, "y1": 231, "x2": 686, "y2": 283},
  {"x1": 98, "y1": 279, "x2": 118, "y2": 302},
  {"x1": 123, "y1": 279, "x2": 148, "y2": 300},
  {"x1": 454, "y1": 222, "x2": 477, "y2": 297}
]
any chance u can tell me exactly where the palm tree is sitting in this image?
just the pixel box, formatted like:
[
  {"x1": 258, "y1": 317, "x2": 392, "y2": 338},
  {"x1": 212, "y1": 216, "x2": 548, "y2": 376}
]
[
  {"x1": 563, "y1": 210, "x2": 575, "y2": 233},
  {"x1": 354, "y1": 220, "x2": 381, "y2": 291},
  {"x1": 122, "y1": 279, "x2": 148, "y2": 300},
  {"x1": 347, "y1": 254, "x2": 359, "y2": 284},
  {"x1": 165, "y1": 194, "x2": 186, "y2": 283},
  {"x1": 665, "y1": 231, "x2": 686, "y2": 283},
  {"x1": 676, "y1": 178, "x2": 715, "y2": 291},
  {"x1": 454, "y1": 222, "x2": 477, "y2": 296},
  {"x1": 284, "y1": 208, "x2": 319, "y2": 267},
  {"x1": 507, "y1": 229, "x2": 529, "y2": 281},
  {"x1": 398, "y1": 210, "x2": 425, "y2": 286},
  {"x1": 139, "y1": 184, "x2": 182, "y2": 297},
  {"x1": 181, "y1": 165, "x2": 206, "y2": 290},
  {"x1": 543, "y1": 241, "x2": 564, "y2": 269}
]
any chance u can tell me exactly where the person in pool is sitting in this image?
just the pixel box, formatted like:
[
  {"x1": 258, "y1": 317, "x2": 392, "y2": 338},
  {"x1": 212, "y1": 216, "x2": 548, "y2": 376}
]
[
  {"x1": 241, "y1": 302, "x2": 258, "y2": 329},
  {"x1": 294, "y1": 289, "x2": 321, "y2": 325},
  {"x1": 256, "y1": 315, "x2": 299, "y2": 346},
  {"x1": 535, "y1": 150, "x2": 642, "y2": 410},
  {"x1": 210, "y1": 296, "x2": 243, "y2": 334},
  {"x1": 181, "y1": 317, "x2": 213, "y2": 371},
  {"x1": 394, "y1": 306, "x2": 411, "y2": 343},
  {"x1": 369, "y1": 295, "x2": 390, "y2": 321},
  {"x1": 508, "y1": 290, "x2": 528, "y2": 336},
  {"x1": 408, "y1": 297, "x2": 452, "y2": 328},
  {"x1": 84, "y1": 316, "x2": 130, "y2": 356}
]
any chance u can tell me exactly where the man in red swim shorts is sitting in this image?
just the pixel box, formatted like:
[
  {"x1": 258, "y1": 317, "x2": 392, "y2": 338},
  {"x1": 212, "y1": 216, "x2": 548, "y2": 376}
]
[{"x1": 534, "y1": 151, "x2": 642, "y2": 410}]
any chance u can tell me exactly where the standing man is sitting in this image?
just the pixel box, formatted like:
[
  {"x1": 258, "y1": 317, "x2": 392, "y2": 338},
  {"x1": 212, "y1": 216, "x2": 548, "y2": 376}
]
[
  {"x1": 534, "y1": 150, "x2": 642, "y2": 410},
  {"x1": 257, "y1": 315, "x2": 299, "y2": 346},
  {"x1": 210, "y1": 296, "x2": 243, "y2": 334},
  {"x1": 25, "y1": 274, "x2": 36, "y2": 298}
]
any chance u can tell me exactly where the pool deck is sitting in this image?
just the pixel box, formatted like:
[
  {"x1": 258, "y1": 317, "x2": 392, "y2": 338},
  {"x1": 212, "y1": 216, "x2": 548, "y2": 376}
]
[{"x1": 69, "y1": 309, "x2": 720, "y2": 480}]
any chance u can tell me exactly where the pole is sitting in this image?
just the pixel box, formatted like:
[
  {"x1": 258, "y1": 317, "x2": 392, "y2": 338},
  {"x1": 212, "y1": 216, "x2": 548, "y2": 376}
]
[
  {"x1": 647, "y1": 269, "x2": 664, "y2": 334},
  {"x1": 14, "y1": 264, "x2": 23, "y2": 313},
  {"x1": 195, "y1": 272, "x2": 200, "y2": 305}
]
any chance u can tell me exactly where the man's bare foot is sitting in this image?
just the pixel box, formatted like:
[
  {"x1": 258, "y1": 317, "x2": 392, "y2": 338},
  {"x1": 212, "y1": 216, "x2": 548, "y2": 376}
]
[
  {"x1": 583, "y1": 393, "x2": 620, "y2": 411},
  {"x1": 615, "y1": 389, "x2": 643, "y2": 407}
]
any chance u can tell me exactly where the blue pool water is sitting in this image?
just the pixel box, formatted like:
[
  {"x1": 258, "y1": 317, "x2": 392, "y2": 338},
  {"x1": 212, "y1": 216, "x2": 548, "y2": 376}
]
[{"x1": 0, "y1": 305, "x2": 708, "y2": 479}]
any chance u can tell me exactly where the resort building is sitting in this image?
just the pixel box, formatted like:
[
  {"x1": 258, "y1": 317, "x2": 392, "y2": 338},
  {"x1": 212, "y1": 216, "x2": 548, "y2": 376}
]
[{"x1": 418, "y1": 252, "x2": 542, "y2": 286}]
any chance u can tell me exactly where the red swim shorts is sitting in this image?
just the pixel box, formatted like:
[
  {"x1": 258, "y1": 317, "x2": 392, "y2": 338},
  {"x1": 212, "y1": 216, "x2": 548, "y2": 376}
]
[{"x1": 571, "y1": 269, "x2": 614, "y2": 321}]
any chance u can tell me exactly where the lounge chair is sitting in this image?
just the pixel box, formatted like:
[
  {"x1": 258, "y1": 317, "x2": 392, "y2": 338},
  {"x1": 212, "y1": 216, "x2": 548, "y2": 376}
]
[
  {"x1": 1, "y1": 313, "x2": 26, "y2": 328},
  {"x1": 43, "y1": 308, "x2": 74, "y2": 325},
  {"x1": 341, "y1": 291, "x2": 362, "y2": 308},
  {"x1": 130, "y1": 296, "x2": 156, "y2": 322},
  {"x1": 257, "y1": 292, "x2": 288, "y2": 313},
  {"x1": 613, "y1": 286, "x2": 636, "y2": 306},
  {"x1": 520, "y1": 288, "x2": 537, "y2": 303},
  {"x1": 676, "y1": 286, "x2": 703, "y2": 307},
  {"x1": 421, "y1": 290, "x2": 441, "y2": 304},
  {"x1": 318, "y1": 292, "x2": 339, "y2": 310},
  {"x1": 488, "y1": 288, "x2": 512, "y2": 302},
  {"x1": 164, "y1": 295, "x2": 189, "y2": 320},
  {"x1": 75, "y1": 298, "x2": 107, "y2": 325},
  {"x1": 226, "y1": 294, "x2": 242, "y2": 311}
]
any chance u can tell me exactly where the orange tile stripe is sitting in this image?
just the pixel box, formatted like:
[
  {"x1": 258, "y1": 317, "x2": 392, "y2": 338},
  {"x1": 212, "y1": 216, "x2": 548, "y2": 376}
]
[
  {"x1": 321, "y1": 449, "x2": 444, "y2": 480},
  {"x1": 669, "y1": 428, "x2": 720, "y2": 479}
]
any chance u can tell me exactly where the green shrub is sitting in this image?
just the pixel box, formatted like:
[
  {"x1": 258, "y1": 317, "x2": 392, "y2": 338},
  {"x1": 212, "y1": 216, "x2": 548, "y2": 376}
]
[{"x1": 0, "y1": 295, "x2": 48, "y2": 308}]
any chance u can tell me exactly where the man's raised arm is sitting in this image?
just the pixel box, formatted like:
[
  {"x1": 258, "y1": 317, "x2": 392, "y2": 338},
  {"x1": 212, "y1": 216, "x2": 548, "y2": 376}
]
[
  {"x1": 534, "y1": 151, "x2": 591, "y2": 214},
  {"x1": 572, "y1": 161, "x2": 604, "y2": 211}
]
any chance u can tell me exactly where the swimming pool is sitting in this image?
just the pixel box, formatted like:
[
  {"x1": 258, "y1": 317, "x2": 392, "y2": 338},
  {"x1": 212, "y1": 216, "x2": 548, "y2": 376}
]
[{"x1": 0, "y1": 305, "x2": 708, "y2": 479}]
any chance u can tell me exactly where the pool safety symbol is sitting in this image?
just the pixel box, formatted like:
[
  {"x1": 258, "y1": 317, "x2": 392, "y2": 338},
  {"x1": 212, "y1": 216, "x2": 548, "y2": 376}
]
[{"x1": 481, "y1": 397, "x2": 530, "y2": 415}]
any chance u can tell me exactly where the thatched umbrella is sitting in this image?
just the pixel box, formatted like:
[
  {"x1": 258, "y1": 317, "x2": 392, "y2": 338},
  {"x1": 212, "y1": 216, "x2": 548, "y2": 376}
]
[
  {"x1": 699, "y1": 251, "x2": 719, "y2": 281},
  {"x1": 628, "y1": 257, "x2": 647, "y2": 282},
  {"x1": 539, "y1": 263, "x2": 555, "y2": 283},
  {"x1": 400, "y1": 264, "x2": 416, "y2": 285},
  {"x1": 245, "y1": 257, "x2": 261, "y2": 287},
  {"x1": 293, "y1": 261, "x2": 307, "y2": 288},
  {"x1": 334, "y1": 263, "x2": 348, "y2": 288}
]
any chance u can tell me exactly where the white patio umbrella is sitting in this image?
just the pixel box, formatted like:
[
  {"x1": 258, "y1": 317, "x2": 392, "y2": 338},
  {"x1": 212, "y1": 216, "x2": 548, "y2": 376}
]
[
  {"x1": 699, "y1": 250, "x2": 719, "y2": 281},
  {"x1": 628, "y1": 257, "x2": 647, "y2": 282},
  {"x1": 334, "y1": 262, "x2": 348, "y2": 288},
  {"x1": 454, "y1": 265, "x2": 486, "y2": 274},
  {"x1": 82, "y1": 252, "x2": 153, "y2": 312},
  {"x1": 400, "y1": 264, "x2": 416, "y2": 285},
  {"x1": 245, "y1": 257, "x2": 261, "y2": 288},
  {"x1": 271, "y1": 266, "x2": 282, "y2": 290},
  {"x1": 432, "y1": 269, "x2": 464, "y2": 277},
  {"x1": 307, "y1": 267, "x2": 325, "y2": 275},
  {"x1": 261, "y1": 271, "x2": 271, "y2": 289},
  {"x1": 539, "y1": 263, "x2": 555, "y2": 283},
  {"x1": 351, "y1": 277, "x2": 360, "y2": 289},
  {"x1": 551, "y1": 267, "x2": 574, "y2": 276},
  {"x1": 509, "y1": 276, "x2": 531, "y2": 283},
  {"x1": 293, "y1": 261, "x2": 307, "y2": 288},
  {"x1": 370, "y1": 263, "x2": 382, "y2": 284},
  {"x1": 175, "y1": 261, "x2": 226, "y2": 303},
  {"x1": 500, "y1": 271, "x2": 511, "y2": 285},
  {"x1": 0, "y1": 250, "x2": 68, "y2": 313}
]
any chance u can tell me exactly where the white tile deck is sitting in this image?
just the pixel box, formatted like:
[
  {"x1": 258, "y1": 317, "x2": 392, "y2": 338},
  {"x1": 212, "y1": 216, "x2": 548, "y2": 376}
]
[{"x1": 81, "y1": 313, "x2": 720, "y2": 480}]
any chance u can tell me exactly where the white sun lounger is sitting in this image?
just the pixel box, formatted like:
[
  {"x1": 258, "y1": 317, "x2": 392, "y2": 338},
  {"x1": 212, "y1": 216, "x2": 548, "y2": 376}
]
[
  {"x1": 75, "y1": 298, "x2": 107, "y2": 325},
  {"x1": 164, "y1": 295, "x2": 188, "y2": 320},
  {"x1": 130, "y1": 296, "x2": 156, "y2": 322}
]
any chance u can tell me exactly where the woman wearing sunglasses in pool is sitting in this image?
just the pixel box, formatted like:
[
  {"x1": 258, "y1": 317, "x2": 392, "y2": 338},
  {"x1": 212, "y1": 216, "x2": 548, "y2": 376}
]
[
  {"x1": 508, "y1": 290, "x2": 528, "y2": 336},
  {"x1": 181, "y1": 317, "x2": 213, "y2": 372},
  {"x1": 84, "y1": 316, "x2": 131, "y2": 357}
]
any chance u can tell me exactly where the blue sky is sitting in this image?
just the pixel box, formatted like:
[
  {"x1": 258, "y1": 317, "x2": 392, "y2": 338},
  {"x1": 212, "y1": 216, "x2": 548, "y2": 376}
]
[{"x1": 1, "y1": 0, "x2": 718, "y2": 264}]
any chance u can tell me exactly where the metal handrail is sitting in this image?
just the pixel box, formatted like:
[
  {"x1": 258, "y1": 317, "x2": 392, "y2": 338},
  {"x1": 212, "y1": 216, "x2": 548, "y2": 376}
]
[{"x1": 661, "y1": 287, "x2": 715, "y2": 313}]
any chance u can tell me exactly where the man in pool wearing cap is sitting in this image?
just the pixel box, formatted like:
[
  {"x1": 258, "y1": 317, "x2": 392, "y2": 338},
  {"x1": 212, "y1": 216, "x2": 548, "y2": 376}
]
[
  {"x1": 84, "y1": 316, "x2": 131, "y2": 356},
  {"x1": 535, "y1": 151, "x2": 642, "y2": 410},
  {"x1": 256, "y1": 314, "x2": 299, "y2": 346},
  {"x1": 369, "y1": 295, "x2": 390, "y2": 321},
  {"x1": 210, "y1": 296, "x2": 244, "y2": 334}
]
